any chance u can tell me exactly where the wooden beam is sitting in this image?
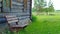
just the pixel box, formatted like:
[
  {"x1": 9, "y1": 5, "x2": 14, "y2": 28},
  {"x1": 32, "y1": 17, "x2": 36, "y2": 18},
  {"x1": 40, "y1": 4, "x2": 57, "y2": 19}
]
[
  {"x1": 10, "y1": 0, "x2": 12, "y2": 11},
  {"x1": 17, "y1": 0, "x2": 20, "y2": 2},
  {"x1": 30, "y1": 0, "x2": 32, "y2": 20},
  {"x1": 6, "y1": 0, "x2": 9, "y2": 7},
  {"x1": 24, "y1": 0, "x2": 27, "y2": 9},
  {"x1": 1, "y1": 0, "x2": 3, "y2": 12},
  {"x1": 10, "y1": 0, "x2": 12, "y2": 7}
]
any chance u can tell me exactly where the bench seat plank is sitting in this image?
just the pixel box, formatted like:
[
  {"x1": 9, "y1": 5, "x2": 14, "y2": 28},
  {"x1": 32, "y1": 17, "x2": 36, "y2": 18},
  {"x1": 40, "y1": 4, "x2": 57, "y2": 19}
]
[
  {"x1": 10, "y1": 24, "x2": 28, "y2": 27},
  {"x1": 8, "y1": 20, "x2": 18, "y2": 23}
]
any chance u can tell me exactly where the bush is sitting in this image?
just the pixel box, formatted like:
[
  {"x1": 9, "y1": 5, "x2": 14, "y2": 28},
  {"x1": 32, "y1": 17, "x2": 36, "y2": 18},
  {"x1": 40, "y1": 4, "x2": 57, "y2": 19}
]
[{"x1": 32, "y1": 15, "x2": 37, "y2": 22}]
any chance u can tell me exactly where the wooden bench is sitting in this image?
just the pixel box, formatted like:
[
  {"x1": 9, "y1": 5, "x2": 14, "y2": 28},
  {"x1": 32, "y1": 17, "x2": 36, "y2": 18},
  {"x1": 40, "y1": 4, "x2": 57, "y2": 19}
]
[{"x1": 5, "y1": 15, "x2": 27, "y2": 32}]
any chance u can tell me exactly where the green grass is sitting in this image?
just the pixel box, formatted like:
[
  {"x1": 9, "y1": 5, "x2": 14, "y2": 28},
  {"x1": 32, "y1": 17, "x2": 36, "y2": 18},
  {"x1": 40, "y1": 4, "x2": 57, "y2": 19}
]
[{"x1": 19, "y1": 15, "x2": 60, "y2": 34}]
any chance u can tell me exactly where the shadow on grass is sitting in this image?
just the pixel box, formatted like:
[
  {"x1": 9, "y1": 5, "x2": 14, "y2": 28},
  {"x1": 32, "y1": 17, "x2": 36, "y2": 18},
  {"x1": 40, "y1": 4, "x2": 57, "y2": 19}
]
[
  {"x1": 19, "y1": 29, "x2": 29, "y2": 34},
  {"x1": 31, "y1": 15, "x2": 37, "y2": 22}
]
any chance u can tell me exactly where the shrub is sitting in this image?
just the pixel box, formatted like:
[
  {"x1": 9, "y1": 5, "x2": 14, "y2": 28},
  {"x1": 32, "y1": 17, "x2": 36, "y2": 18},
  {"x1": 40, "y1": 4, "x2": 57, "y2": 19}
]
[{"x1": 32, "y1": 15, "x2": 37, "y2": 22}]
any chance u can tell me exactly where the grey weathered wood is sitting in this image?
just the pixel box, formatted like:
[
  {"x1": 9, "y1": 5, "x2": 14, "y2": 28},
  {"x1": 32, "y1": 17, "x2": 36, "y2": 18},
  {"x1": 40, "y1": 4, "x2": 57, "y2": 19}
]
[
  {"x1": 0, "y1": 0, "x2": 32, "y2": 32},
  {"x1": 1, "y1": 0, "x2": 31, "y2": 27},
  {"x1": 12, "y1": 1, "x2": 23, "y2": 5},
  {"x1": 6, "y1": 15, "x2": 19, "y2": 23},
  {"x1": 0, "y1": 3, "x2": 2, "y2": 7},
  {"x1": 0, "y1": 0, "x2": 2, "y2": 2}
]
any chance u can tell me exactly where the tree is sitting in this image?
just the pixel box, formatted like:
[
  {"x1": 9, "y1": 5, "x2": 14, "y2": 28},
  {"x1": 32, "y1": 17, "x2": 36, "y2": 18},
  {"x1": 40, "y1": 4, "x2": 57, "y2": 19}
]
[
  {"x1": 33, "y1": 0, "x2": 55, "y2": 12},
  {"x1": 44, "y1": 0, "x2": 55, "y2": 15},
  {"x1": 48, "y1": 0, "x2": 55, "y2": 12},
  {"x1": 34, "y1": 0, "x2": 47, "y2": 12}
]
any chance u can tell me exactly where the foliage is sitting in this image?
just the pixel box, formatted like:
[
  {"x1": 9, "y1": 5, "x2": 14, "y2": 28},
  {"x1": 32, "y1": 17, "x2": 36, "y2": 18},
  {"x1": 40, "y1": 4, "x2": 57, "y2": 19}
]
[
  {"x1": 34, "y1": 0, "x2": 46, "y2": 12},
  {"x1": 19, "y1": 15, "x2": 60, "y2": 34},
  {"x1": 48, "y1": 2, "x2": 55, "y2": 12},
  {"x1": 32, "y1": 8, "x2": 36, "y2": 12},
  {"x1": 31, "y1": 15, "x2": 37, "y2": 22},
  {"x1": 33, "y1": 0, "x2": 55, "y2": 13}
]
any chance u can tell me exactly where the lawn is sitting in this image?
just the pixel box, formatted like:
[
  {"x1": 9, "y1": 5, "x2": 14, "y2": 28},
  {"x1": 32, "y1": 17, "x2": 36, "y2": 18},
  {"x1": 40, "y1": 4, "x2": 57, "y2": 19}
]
[{"x1": 19, "y1": 15, "x2": 60, "y2": 34}]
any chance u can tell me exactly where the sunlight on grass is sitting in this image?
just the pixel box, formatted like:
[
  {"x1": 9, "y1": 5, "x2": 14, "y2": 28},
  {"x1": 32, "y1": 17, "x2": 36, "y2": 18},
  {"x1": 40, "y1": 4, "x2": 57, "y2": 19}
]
[{"x1": 19, "y1": 15, "x2": 60, "y2": 34}]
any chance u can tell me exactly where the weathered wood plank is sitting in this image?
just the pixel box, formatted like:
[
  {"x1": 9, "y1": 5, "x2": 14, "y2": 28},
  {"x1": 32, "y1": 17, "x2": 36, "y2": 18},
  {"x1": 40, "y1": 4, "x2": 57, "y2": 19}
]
[
  {"x1": 12, "y1": 0, "x2": 23, "y2": 2},
  {"x1": 6, "y1": 15, "x2": 18, "y2": 23},
  {"x1": 12, "y1": 1, "x2": 23, "y2": 5},
  {"x1": 0, "y1": 3, "x2": 2, "y2": 7},
  {"x1": 8, "y1": 20, "x2": 18, "y2": 23}
]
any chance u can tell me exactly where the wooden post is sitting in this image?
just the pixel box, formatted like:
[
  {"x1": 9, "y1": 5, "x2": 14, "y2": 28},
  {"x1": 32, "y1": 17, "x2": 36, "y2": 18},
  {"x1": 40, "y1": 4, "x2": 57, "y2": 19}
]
[
  {"x1": 6, "y1": 0, "x2": 8, "y2": 7},
  {"x1": 1, "y1": 0, "x2": 3, "y2": 12},
  {"x1": 10, "y1": 0, "x2": 12, "y2": 11},
  {"x1": 23, "y1": 0, "x2": 27, "y2": 12},
  {"x1": 30, "y1": 0, "x2": 32, "y2": 20},
  {"x1": 17, "y1": 0, "x2": 20, "y2": 2},
  {"x1": 24, "y1": 0, "x2": 27, "y2": 9}
]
